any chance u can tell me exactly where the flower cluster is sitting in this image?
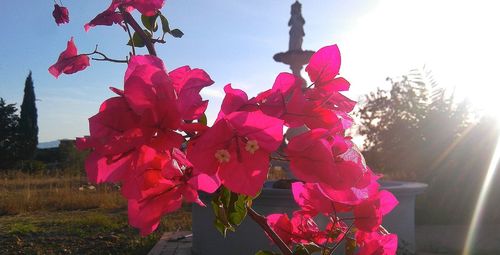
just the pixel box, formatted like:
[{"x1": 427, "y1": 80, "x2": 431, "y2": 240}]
[{"x1": 48, "y1": 1, "x2": 398, "y2": 254}]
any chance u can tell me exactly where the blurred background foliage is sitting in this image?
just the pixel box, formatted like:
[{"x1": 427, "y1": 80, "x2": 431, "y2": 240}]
[{"x1": 356, "y1": 69, "x2": 500, "y2": 224}]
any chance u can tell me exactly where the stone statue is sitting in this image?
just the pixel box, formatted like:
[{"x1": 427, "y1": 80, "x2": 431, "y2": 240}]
[
  {"x1": 274, "y1": 0, "x2": 314, "y2": 80},
  {"x1": 288, "y1": 1, "x2": 305, "y2": 51}
]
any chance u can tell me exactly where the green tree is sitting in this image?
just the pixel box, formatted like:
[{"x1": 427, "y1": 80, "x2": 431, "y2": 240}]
[
  {"x1": 0, "y1": 98, "x2": 20, "y2": 168},
  {"x1": 357, "y1": 70, "x2": 429, "y2": 178},
  {"x1": 19, "y1": 71, "x2": 38, "y2": 159},
  {"x1": 356, "y1": 69, "x2": 490, "y2": 224},
  {"x1": 58, "y1": 139, "x2": 88, "y2": 174},
  {"x1": 357, "y1": 69, "x2": 471, "y2": 180}
]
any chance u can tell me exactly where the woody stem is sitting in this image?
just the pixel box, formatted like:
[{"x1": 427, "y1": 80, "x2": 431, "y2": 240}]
[
  {"x1": 247, "y1": 206, "x2": 293, "y2": 255},
  {"x1": 121, "y1": 11, "x2": 157, "y2": 56}
]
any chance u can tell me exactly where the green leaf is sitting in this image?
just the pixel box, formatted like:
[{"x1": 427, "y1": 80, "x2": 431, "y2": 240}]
[
  {"x1": 345, "y1": 237, "x2": 357, "y2": 255},
  {"x1": 293, "y1": 243, "x2": 322, "y2": 255},
  {"x1": 159, "y1": 13, "x2": 171, "y2": 34},
  {"x1": 169, "y1": 28, "x2": 184, "y2": 38},
  {"x1": 228, "y1": 192, "x2": 250, "y2": 226},
  {"x1": 141, "y1": 14, "x2": 158, "y2": 32},
  {"x1": 211, "y1": 186, "x2": 254, "y2": 237},
  {"x1": 126, "y1": 30, "x2": 152, "y2": 48},
  {"x1": 255, "y1": 251, "x2": 280, "y2": 255},
  {"x1": 293, "y1": 245, "x2": 311, "y2": 255},
  {"x1": 198, "y1": 113, "x2": 207, "y2": 126},
  {"x1": 302, "y1": 244, "x2": 322, "y2": 254}
]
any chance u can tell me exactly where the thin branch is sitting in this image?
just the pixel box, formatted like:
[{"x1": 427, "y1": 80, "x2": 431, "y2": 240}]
[
  {"x1": 85, "y1": 45, "x2": 128, "y2": 63},
  {"x1": 92, "y1": 56, "x2": 128, "y2": 63},
  {"x1": 328, "y1": 222, "x2": 354, "y2": 255},
  {"x1": 151, "y1": 38, "x2": 166, "y2": 44},
  {"x1": 124, "y1": 21, "x2": 136, "y2": 55},
  {"x1": 247, "y1": 206, "x2": 293, "y2": 255}
]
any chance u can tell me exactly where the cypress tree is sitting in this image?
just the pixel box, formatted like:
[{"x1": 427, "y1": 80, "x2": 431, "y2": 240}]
[{"x1": 19, "y1": 71, "x2": 38, "y2": 159}]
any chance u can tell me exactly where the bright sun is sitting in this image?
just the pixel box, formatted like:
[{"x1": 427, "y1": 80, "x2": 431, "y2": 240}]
[{"x1": 339, "y1": 0, "x2": 500, "y2": 120}]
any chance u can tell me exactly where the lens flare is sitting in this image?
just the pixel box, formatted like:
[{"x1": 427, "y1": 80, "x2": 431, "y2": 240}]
[{"x1": 463, "y1": 132, "x2": 500, "y2": 254}]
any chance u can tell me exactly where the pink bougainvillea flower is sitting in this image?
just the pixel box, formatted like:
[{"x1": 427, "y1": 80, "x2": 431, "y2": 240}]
[
  {"x1": 217, "y1": 73, "x2": 301, "y2": 122},
  {"x1": 289, "y1": 211, "x2": 326, "y2": 244},
  {"x1": 84, "y1": 9, "x2": 124, "y2": 32},
  {"x1": 292, "y1": 182, "x2": 337, "y2": 216},
  {"x1": 255, "y1": 72, "x2": 303, "y2": 119},
  {"x1": 84, "y1": 0, "x2": 128, "y2": 32},
  {"x1": 188, "y1": 111, "x2": 283, "y2": 196},
  {"x1": 324, "y1": 219, "x2": 349, "y2": 244},
  {"x1": 282, "y1": 88, "x2": 342, "y2": 129},
  {"x1": 356, "y1": 230, "x2": 398, "y2": 255},
  {"x1": 85, "y1": 0, "x2": 164, "y2": 31},
  {"x1": 354, "y1": 190, "x2": 398, "y2": 232},
  {"x1": 167, "y1": 148, "x2": 221, "y2": 195},
  {"x1": 125, "y1": 146, "x2": 219, "y2": 235},
  {"x1": 305, "y1": 77, "x2": 356, "y2": 113},
  {"x1": 266, "y1": 213, "x2": 294, "y2": 246},
  {"x1": 287, "y1": 129, "x2": 380, "y2": 205},
  {"x1": 52, "y1": 4, "x2": 69, "y2": 25},
  {"x1": 123, "y1": 55, "x2": 184, "y2": 148},
  {"x1": 318, "y1": 145, "x2": 381, "y2": 205},
  {"x1": 121, "y1": 145, "x2": 172, "y2": 200},
  {"x1": 305, "y1": 44, "x2": 341, "y2": 86},
  {"x1": 76, "y1": 96, "x2": 145, "y2": 183},
  {"x1": 267, "y1": 211, "x2": 326, "y2": 246},
  {"x1": 125, "y1": 55, "x2": 166, "y2": 80},
  {"x1": 48, "y1": 37, "x2": 90, "y2": 78},
  {"x1": 287, "y1": 129, "x2": 362, "y2": 188},
  {"x1": 78, "y1": 55, "x2": 212, "y2": 186},
  {"x1": 217, "y1": 84, "x2": 257, "y2": 120},
  {"x1": 122, "y1": 57, "x2": 188, "y2": 149},
  {"x1": 169, "y1": 66, "x2": 214, "y2": 120},
  {"x1": 127, "y1": 0, "x2": 165, "y2": 16},
  {"x1": 318, "y1": 169, "x2": 380, "y2": 206}
]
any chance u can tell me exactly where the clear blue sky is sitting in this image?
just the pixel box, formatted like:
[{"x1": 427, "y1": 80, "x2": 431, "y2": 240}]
[{"x1": 1, "y1": 0, "x2": 498, "y2": 142}]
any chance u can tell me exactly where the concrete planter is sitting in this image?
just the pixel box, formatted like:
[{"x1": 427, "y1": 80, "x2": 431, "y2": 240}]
[
  {"x1": 191, "y1": 181, "x2": 427, "y2": 255},
  {"x1": 379, "y1": 181, "x2": 427, "y2": 253}
]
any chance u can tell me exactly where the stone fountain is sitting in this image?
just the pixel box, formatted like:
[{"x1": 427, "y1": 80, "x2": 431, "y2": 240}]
[{"x1": 273, "y1": 1, "x2": 315, "y2": 83}]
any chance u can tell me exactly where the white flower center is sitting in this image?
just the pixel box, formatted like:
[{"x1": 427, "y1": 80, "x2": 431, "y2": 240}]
[
  {"x1": 215, "y1": 149, "x2": 231, "y2": 163},
  {"x1": 245, "y1": 140, "x2": 259, "y2": 154}
]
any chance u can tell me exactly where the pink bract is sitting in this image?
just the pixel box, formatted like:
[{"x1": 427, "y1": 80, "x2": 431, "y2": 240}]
[
  {"x1": 356, "y1": 231, "x2": 398, "y2": 255},
  {"x1": 85, "y1": 0, "x2": 165, "y2": 31},
  {"x1": 291, "y1": 182, "x2": 336, "y2": 216},
  {"x1": 354, "y1": 190, "x2": 399, "y2": 232},
  {"x1": 267, "y1": 212, "x2": 326, "y2": 246},
  {"x1": 127, "y1": 0, "x2": 165, "y2": 16},
  {"x1": 123, "y1": 57, "x2": 182, "y2": 134},
  {"x1": 289, "y1": 211, "x2": 326, "y2": 244},
  {"x1": 305, "y1": 44, "x2": 341, "y2": 86},
  {"x1": 48, "y1": 37, "x2": 90, "y2": 78},
  {"x1": 287, "y1": 129, "x2": 363, "y2": 188},
  {"x1": 169, "y1": 66, "x2": 214, "y2": 120},
  {"x1": 124, "y1": 146, "x2": 219, "y2": 235},
  {"x1": 187, "y1": 111, "x2": 283, "y2": 196},
  {"x1": 217, "y1": 84, "x2": 252, "y2": 120},
  {"x1": 52, "y1": 4, "x2": 69, "y2": 25},
  {"x1": 266, "y1": 214, "x2": 293, "y2": 246}
]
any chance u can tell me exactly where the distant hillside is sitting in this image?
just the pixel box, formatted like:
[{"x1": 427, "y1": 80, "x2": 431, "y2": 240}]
[{"x1": 38, "y1": 140, "x2": 60, "y2": 149}]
